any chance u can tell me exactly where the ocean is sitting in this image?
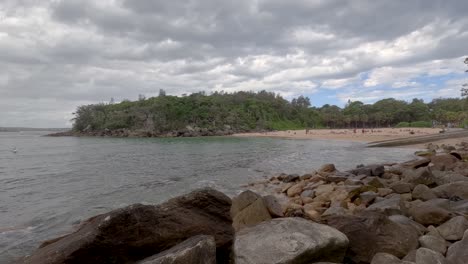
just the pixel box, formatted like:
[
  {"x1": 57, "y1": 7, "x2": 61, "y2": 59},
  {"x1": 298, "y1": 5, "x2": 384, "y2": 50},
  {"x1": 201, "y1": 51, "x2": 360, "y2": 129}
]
[{"x1": 0, "y1": 131, "x2": 418, "y2": 262}]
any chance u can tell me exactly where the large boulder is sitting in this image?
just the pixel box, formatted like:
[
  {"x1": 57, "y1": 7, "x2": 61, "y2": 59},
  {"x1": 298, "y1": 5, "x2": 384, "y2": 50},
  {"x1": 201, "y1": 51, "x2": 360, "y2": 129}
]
[
  {"x1": 371, "y1": 253, "x2": 413, "y2": 264},
  {"x1": 326, "y1": 212, "x2": 419, "y2": 263},
  {"x1": 408, "y1": 201, "x2": 452, "y2": 226},
  {"x1": 446, "y1": 230, "x2": 468, "y2": 264},
  {"x1": 436, "y1": 216, "x2": 468, "y2": 241},
  {"x1": 263, "y1": 195, "x2": 284, "y2": 218},
  {"x1": 319, "y1": 164, "x2": 336, "y2": 173},
  {"x1": 415, "y1": 247, "x2": 448, "y2": 264},
  {"x1": 234, "y1": 218, "x2": 349, "y2": 264},
  {"x1": 21, "y1": 188, "x2": 234, "y2": 264},
  {"x1": 400, "y1": 158, "x2": 431, "y2": 169},
  {"x1": 431, "y1": 154, "x2": 459, "y2": 171},
  {"x1": 418, "y1": 235, "x2": 447, "y2": 255},
  {"x1": 402, "y1": 167, "x2": 436, "y2": 186},
  {"x1": 347, "y1": 164, "x2": 385, "y2": 177},
  {"x1": 137, "y1": 235, "x2": 216, "y2": 264},
  {"x1": 412, "y1": 184, "x2": 437, "y2": 201},
  {"x1": 432, "y1": 181, "x2": 468, "y2": 199},
  {"x1": 232, "y1": 197, "x2": 272, "y2": 231},
  {"x1": 230, "y1": 190, "x2": 261, "y2": 217}
]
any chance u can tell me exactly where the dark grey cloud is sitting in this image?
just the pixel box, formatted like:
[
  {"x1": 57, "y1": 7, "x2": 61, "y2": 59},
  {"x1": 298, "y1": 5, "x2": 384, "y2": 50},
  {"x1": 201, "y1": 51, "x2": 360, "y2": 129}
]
[{"x1": 0, "y1": 0, "x2": 467, "y2": 127}]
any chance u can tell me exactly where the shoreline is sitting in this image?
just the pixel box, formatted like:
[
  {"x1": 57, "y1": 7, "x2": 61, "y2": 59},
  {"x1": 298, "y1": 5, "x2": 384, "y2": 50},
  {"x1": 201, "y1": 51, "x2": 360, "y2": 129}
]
[
  {"x1": 233, "y1": 128, "x2": 468, "y2": 148},
  {"x1": 19, "y1": 139, "x2": 468, "y2": 264}
]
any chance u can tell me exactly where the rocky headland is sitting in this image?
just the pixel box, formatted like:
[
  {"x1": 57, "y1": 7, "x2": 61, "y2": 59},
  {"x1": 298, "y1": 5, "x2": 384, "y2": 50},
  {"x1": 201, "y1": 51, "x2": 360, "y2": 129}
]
[
  {"x1": 46, "y1": 125, "x2": 239, "y2": 138},
  {"x1": 18, "y1": 141, "x2": 468, "y2": 264}
]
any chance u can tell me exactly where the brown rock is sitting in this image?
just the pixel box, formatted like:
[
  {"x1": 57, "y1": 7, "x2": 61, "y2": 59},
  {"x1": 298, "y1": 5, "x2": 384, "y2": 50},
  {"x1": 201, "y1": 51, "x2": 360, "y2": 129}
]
[
  {"x1": 287, "y1": 182, "x2": 306, "y2": 197},
  {"x1": 326, "y1": 211, "x2": 419, "y2": 263},
  {"x1": 262, "y1": 195, "x2": 284, "y2": 218},
  {"x1": 21, "y1": 188, "x2": 234, "y2": 264},
  {"x1": 400, "y1": 158, "x2": 431, "y2": 169},
  {"x1": 433, "y1": 181, "x2": 468, "y2": 199},
  {"x1": 408, "y1": 201, "x2": 452, "y2": 226},
  {"x1": 319, "y1": 163, "x2": 336, "y2": 173},
  {"x1": 390, "y1": 182, "x2": 413, "y2": 194},
  {"x1": 431, "y1": 154, "x2": 459, "y2": 171},
  {"x1": 230, "y1": 190, "x2": 261, "y2": 217},
  {"x1": 137, "y1": 235, "x2": 216, "y2": 264},
  {"x1": 233, "y1": 198, "x2": 272, "y2": 231},
  {"x1": 436, "y1": 216, "x2": 468, "y2": 241},
  {"x1": 412, "y1": 184, "x2": 437, "y2": 201},
  {"x1": 446, "y1": 230, "x2": 468, "y2": 264}
]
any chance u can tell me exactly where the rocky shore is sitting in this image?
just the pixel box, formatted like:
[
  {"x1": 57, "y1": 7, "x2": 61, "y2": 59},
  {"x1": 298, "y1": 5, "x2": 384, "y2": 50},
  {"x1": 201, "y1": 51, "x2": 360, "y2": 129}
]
[
  {"x1": 19, "y1": 142, "x2": 468, "y2": 264},
  {"x1": 46, "y1": 125, "x2": 243, "y2": 138}
]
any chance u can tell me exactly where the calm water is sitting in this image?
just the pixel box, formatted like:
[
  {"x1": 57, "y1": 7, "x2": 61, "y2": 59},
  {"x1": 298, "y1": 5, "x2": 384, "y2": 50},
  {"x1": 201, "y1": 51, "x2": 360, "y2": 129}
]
[{"x1": 0, "y1": 131, "x2": 418, "y2": 262}]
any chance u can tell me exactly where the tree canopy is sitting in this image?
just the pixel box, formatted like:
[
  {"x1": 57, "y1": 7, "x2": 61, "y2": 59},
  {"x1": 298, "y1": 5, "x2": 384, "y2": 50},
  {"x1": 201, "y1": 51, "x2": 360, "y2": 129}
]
[{"x1": 71, "y1": 91, "x2": 468, "y2": 134}]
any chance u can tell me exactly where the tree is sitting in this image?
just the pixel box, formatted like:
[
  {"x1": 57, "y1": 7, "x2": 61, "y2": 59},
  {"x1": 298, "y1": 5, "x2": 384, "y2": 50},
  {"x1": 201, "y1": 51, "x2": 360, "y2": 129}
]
[{"x1": 462, "y1": 57, "x2": 468, "y2": 97}]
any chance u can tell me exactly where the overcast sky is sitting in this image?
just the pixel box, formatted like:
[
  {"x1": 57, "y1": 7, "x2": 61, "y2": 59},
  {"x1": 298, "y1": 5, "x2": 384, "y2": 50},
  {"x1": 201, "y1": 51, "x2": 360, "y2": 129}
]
[{"x1": 1, "y1": 0, "x2": 467, "y2": 127}]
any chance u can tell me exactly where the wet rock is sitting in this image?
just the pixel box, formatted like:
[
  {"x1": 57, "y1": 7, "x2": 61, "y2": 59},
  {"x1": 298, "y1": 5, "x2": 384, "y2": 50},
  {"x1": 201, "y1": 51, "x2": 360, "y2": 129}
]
[
  {"x1": 281, "y1": 174, "x2": 300, "y2": 183},
  {"x1": 400, "y1": 158, "x2": 431, "y2": 169},
  {"x1": 234, "y1": 218, "x2": 349, "y2": 264},
  {"x1": 436, "y1": 216, "x2": 468, "y2": 241},
  {"x1": 319, "y1": 164, "x2": 336, "y2": 173},
  {"x1": 22, "y1": 188, "x2": 234, "y2": 264},
  {"x1": 137, "y1": 235, "x2": 216, "y2": 264},
  {"x1": 326, "y1": 212, "x2": 419, "y2": 263},
  {"x1": 323, "y1": 172, "x2": 351, "y2": 183}
]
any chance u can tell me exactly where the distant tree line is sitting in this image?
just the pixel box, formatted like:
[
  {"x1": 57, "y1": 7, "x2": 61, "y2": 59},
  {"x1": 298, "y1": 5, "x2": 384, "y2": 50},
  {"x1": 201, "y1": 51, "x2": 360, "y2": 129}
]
[{"x1": 71, "y1": 90, "x2": 468, "y2": 134}]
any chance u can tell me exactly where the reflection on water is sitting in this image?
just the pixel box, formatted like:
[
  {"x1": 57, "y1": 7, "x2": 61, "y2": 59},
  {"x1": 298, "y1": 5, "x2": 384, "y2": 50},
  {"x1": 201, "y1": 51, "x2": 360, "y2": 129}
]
[{"x1": 0, "y1": 131, "x2": 418, "y2": 262}]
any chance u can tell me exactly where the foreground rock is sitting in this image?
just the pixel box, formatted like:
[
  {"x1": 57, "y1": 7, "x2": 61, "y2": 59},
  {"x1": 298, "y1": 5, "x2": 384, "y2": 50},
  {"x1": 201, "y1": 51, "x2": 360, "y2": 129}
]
[
  {"x1": 22, "y1": 188, "x2": 234, "y2": 264},
  {"x1": 326, "y1": 212, "x2": 419, "y2": 263},
  {"x1": 446, "y1": 230, "x2": 468, "y2": 264},
  {"x1": 234, "y1": 217, "x2": 348, "y2": 264},
  {"x1": 138, "y1": 235, "x2": 216, "y2": 264}
]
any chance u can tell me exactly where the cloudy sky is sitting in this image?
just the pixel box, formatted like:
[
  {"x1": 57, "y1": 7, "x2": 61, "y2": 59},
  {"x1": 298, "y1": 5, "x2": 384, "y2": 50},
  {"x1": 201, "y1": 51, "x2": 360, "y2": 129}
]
[{"x1": 1, "y1": 0, "x2": 467, "y2": 127}]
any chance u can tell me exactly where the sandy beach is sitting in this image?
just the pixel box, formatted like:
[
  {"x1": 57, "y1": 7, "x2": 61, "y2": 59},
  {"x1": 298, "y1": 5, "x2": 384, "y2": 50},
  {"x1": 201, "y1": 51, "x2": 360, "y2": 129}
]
[{"x1": 233, "y1": 128, "x2": 468, "y2": 147}]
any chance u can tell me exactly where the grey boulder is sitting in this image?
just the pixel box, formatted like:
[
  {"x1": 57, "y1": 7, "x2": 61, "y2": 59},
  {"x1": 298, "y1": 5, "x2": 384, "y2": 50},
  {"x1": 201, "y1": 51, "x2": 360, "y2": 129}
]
[
  {"x1": 138, "y1": 235, "x2": 216, "y2": 264},
  {"x1": 234, "y1": 217, "x2": 349, "y2": 264}
]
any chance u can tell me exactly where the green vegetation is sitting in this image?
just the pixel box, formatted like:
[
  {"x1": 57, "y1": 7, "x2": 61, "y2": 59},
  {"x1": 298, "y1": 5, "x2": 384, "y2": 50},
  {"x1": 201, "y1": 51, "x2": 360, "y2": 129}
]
[
  {"x1": 395, "y1": 121, "x2": 432, "y2": 128},
  {"x1": 72, "y1": 90, "x2": 468, "y2": 135}
]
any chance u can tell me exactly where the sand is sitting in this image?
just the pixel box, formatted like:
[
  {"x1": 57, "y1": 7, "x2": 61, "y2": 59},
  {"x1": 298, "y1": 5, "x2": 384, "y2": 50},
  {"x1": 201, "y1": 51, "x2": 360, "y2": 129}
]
[{"x1": 233, "y1": 128, "x2": 467, "y2": 148}]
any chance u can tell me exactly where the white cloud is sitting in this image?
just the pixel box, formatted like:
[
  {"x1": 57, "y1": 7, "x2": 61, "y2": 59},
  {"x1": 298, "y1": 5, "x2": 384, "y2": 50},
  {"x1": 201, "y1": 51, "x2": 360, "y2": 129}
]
[{"x1": 0, "y1": 0, "x2": 467, "y2": 126}]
